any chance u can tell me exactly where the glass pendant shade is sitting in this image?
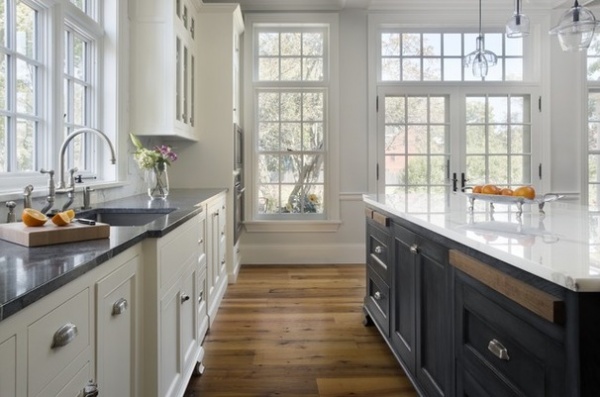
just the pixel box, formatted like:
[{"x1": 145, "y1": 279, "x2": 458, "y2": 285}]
[
  {"x1": 550, "y1": 1, "x2": 599, "y2": 51},
  {"x1": 464, "y1": 35, "x2": 497, "y2": 77},
  {"x1": 506, "y1": 0, "x2": 530, "y2": 38}
]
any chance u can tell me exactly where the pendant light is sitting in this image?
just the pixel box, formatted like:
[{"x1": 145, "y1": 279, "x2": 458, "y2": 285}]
[
  {"x1": 506, "y1": 0, "x2": 530, "y2": 38},
  {"x1": 464, "y1": 0, "x2": 497, "y2": 77},
  {"x1": 550, "y1": 0, "x2": 600, "y2": 51}
]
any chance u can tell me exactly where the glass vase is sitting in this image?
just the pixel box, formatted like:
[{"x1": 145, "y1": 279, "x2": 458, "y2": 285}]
[{"x1": 146, "y1": 163, "x2": 169, "y2": 199}]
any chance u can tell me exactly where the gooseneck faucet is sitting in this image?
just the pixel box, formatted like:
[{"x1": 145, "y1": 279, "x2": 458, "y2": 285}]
[
  {"x1": 57, "y1": 128, "x2": 117, "y2": 192},
  {"x1": 23, "y1": 184, "x2": 34, "y2": 209}
]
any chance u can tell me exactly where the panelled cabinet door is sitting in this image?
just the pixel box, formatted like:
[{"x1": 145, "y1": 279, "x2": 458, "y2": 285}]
[
  {"x1": 0, "y1": 336, "x2": 17, "y2": 397},
  {"x1": 96, "y1": 254, "x2": 140, "y2": 397},
  {"x1": 180, "y1": 262, "x2": 199, "y2": 374},
  {"x1": 160, "y1": 280, "x2": 183, "y2": 397}
]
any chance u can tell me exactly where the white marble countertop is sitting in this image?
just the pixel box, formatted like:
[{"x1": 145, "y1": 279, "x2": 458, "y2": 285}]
[{"x1": 364, "y1": 192, "x2": 600, "y2": 292}]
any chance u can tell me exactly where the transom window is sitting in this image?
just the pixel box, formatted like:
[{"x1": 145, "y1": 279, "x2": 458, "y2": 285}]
[
  {"x1": 587, "y1": 35, "x2": 600, "y2": 209},
  {"x1": 253, "y1": 26, "x2": 329, "y2": 219},
  {"x1": 380, "y1": 32, "x2": 523, "y2": 82}
]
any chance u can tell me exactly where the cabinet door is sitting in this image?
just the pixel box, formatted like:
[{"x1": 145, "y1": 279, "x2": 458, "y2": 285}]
[
  {"x1": 415, "y1": 238, "x2": 450, "y2": 397},
  {"x1": 160, "y1": 281, "x2": 182, "y2": 397},
  {"x1": 390, "y1": 224, "x2": 416, "y2": 372},
  {"x1": 96, "y1": 255, "x2": 139, "y2": 397},
  {"x1": 181, "y1": 262, "x2": 199, "y2": 374},
  {"x1": 0, "y1": 336, "x2": 16, "y2": 397}
]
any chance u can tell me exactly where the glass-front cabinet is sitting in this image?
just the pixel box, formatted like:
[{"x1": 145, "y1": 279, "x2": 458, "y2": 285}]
[{"x1": 130, "y1": 0, "x2": 199, "y2": 141}]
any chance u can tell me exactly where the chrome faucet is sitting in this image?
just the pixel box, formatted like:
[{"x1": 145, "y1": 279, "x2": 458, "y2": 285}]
[
  {"x1": 40, "y1": 169, "x2": 55, "y2": 214},
  {"x1": 57, "y1": 128, "x2": 117, "y2": 192},
  {"x1": 23, "y1": 184, "x2": 33, "y2": 209}
]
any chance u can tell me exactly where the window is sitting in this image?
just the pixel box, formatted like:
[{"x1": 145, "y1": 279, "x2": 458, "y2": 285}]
[
  {"x1": 0, "y1": 0, "x2": 111, "y2": 192},
  {"x1": 587, "y1": 36, "x2": 600, "y2": 208},
  {"x1": 0, "y1": 0, "x2": 42, "y2": 173},
  {"x1": 376, "y1": 29, "x2": 539, "y2": 204},
  {"x1": 252, "y1": 24, "x2": 331, "y2": 221},
  {"x1": 381, "y1": 32, "x2": 524, "y2": 82}
]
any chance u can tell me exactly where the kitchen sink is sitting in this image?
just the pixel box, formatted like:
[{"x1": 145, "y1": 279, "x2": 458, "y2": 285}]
[{"x1": 77, "y1": 208, "x2": 177, "y2": 227}]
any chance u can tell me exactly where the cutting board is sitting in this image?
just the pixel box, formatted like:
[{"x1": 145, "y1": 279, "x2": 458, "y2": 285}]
[{"x1": 0, "y1": 221, "x2": 110, "y2": 247}]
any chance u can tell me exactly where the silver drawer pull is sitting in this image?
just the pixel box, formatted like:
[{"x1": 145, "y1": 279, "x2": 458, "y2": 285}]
[
  {"x1": 52, "y1": 323, "x2": 78, "y2": 348},
  {"x1": 112, "y1": 298, "x2": 128, "y2": 316},
  {"x1": 198, "y1": 238, "x2": 204, "y2": 244},
  {"x1": 410, "y1": 244, "x2": 419, "y2": 254},
  {"x1": 488, "y1": 339, "x2": 510, "y2": 361},
  {"x1": 374, "y1": 291, "x2": 382, "y2": 300},
  {"x1": 198, "y1": 291, "x2": 204, "y2": 303},
  {"x1": 181, "y1": 293, "x2": 190, "y2": 304},
  {"x1": 374, "y1": 245, "x2": 383, "y2": 254}
]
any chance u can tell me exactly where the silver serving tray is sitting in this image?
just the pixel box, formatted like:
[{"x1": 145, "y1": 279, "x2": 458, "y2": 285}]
[{"x1": 459, "y1": 192, "x2": 563, "y2": 216}]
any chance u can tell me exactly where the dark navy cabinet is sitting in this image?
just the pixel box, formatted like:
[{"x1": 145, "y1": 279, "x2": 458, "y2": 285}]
[{"x1": 364, "y1": 203, "x2": 600, "y2": 397}]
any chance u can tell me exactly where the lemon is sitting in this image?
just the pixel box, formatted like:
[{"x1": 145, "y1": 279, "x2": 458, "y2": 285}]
[
  {"x1": 22, "y1": 208, "x2": 48, "y2": 227},
  {"x1": 64, "y1": 209, "x2": 76, "y2": 220}
]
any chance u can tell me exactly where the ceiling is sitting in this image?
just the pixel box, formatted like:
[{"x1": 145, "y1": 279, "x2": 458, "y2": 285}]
[{"x1": 202, "y1": 0, "x2": 582, "y2": 12}]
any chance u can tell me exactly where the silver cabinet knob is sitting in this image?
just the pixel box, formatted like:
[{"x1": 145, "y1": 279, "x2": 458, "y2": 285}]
[
  {"x1": 374, "y1": 245, "x2": 383, "y2": 254},
  {"x1": 52, "y1": 323, "x2": 78, "y2": 348},
  {"x1": 181, "y1": 293, "x2": 190, "y2": 304},
  {"x1": 198, "y1": 291, "x2": 204, "y2": 303},
  {"x1": 112, "y1": 298, "x2": 128, "y2": 316},
  {"x1": 410, "y1": 244, "x2": 419, "y2": 254},
  {"x1": 374, "y1": 291, "x2": 382, "y2": 300},
  {"x1": 488, "y1": 339, "x2": 510, "y2": 361},
  {"x1": 198, "y1": 238, "x2": 204, "y2": 244}
]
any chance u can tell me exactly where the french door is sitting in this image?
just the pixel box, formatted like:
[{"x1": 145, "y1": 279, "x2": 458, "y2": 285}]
[{"x1": 377, "y1": 85, "x2": 541, "y2": 207}]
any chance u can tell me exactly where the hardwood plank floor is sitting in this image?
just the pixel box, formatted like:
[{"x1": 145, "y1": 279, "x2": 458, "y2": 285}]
[{"x1": 184, "y1": 264, "x2": 418, "y2": 397}]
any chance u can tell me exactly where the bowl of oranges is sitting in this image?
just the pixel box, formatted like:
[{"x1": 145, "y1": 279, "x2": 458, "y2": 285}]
[{"x1": 460, "y1": 184, "x2": 562, "y2": 216}]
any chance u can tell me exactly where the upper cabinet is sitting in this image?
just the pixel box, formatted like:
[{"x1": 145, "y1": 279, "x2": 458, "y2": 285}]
[{"x1": 130, "y1": 0, "x2": 200, "y2": 141}]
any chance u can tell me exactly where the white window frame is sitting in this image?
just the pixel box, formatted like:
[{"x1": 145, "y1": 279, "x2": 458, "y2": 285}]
[
  {"x1": 0, "y1": 0, "x2": 124, "y2": 199},
  {"x1": 243, "y1": 13, "x2": 341, "y2": 232},
  {"x1": 368, "y1": 12, "x2": 550, "y2": 197}
]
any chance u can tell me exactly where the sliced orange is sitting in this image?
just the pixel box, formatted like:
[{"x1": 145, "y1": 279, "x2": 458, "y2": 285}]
[
  {"x1": 51, "y1": 211, "x2": 71, "y2": 226},
  {"x1": 22, "y1": 208, "x2": 48, "y2": 227},
  {"x1": 64, "y1": 209, "x2": 76, "y2": 220}
]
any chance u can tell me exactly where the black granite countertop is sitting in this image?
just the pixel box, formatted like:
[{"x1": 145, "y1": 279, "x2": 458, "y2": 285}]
[{"x1": 0, "y1": 188, "x2": 226, "y2": 322}]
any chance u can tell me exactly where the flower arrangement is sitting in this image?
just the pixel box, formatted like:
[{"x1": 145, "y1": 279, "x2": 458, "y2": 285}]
[
  {"x1": 130, "y1": 133, "x2": 178, "y2": 171},
  {"x1": 283, "y1": 193, "x2": 320, "y2": 213},
  {"x1": 130, "y1": 133, "x2": 178, "y2": 199}
]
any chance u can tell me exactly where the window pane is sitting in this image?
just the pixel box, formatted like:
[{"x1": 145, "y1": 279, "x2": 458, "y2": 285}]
[
  {"x1": 0, "y1": 116, "x2": 5, "y2": 171},
  {"x1": 258, "y1": 92, "x2": 280, "y2": 121},
  {"x1": 488, "y1": 97, "x2": 508, "y2": 124},
  {"x1": 489, "y1": 125, "x2": 508, "y2": 154},
  {"x1": 281, "y1": 92, "x2": 301, "y2": 121},
  {"x1": 303, "y1": 92, "x2": 323, "y2": 121},
  {"x1": 258, "y1": 154, "x2": 279, "y2": 183},
  {"x1": 0, "y1": 0, "x2": 5, "y2": 47},
  {"x1": 382, "y1": 58, "x2": 400, "y2": 81},
  {"x1": 281, "y1": 154, "x2": 300, "y2": 183},
  {"x1": 304, "y1": 154, "x2": 324, "y2": 183},
  {"x1": 73, "y1": 82, "x2": 86, "y2": 125},
  {"x1": 16, "y1": 2, "x2": 36, "y2": 58},
  {"x1": 466, "y1": 125, "x2": 485, "y2": 154},
  {"x1": 281, "y1": 33, "x2": 301, "y2": 56},
  {"x1": 382, "y1": 33, "x2": 400, "y2": 56},
  {"x1": 258, "y1": 184, "x2": 279, "y2": 214},
  {"x1": 16, "y1": 59, "x2": 35, "y2": 115},
  {"x1": 511, "y1": 155, "x2": 529, "y2": 184},
  {"x1": 590, "y1": 155, "x2": 600, "y2": 182},
  {"x1": 443, "y1": 58, "x2": 462, "y2": 81},
  {"x1": 407, "y1": 156, "x2": 428, "y2": 184},
  {"x1": 489, "y1": 155, "x2": 509, "y2": 184},
  {"x1": 385, "y1": 125, "x2": 405, "y2": 154},
  {"x1": 259, "y1": 32, "x2": 279, "y2": 56},
  {"x1": 281, "y1": 58, "x2": 301, "y2": 80},
  {"x1": 402, "y1": 58, "x2": 421, "y2": 81},
  {"x1": 429, "y1": 97, "x2": 447, "y2": 123},
  {"x1": 303, "y1": 32, "x2": 323, "y2": 56},
  {"x1": 402, "y1": 33, "x2": 421, "y2": 56},
  {"x1": 303, "y1": 58, "x2": 323, "y2": 80},
  {"x1": 506, "y1": 59, "x2": 523, "y2": 81},
  {"x1": 303, "y1": 123, "x2": 323, "y2": 151},
  {"x1": 385, "y1": 96, "x2": 405, "y2": 124},
  {"x1": 407, "y1": 97, "x2": 427, "y2": 123},
  {"x1": 386, "y1": 155, "x2": 405, "y2": 185},
  {"x1": 73, "y1": 36, "x2": 86, "y2": 80},
  {"x1": 430, "y1": 126, "x2": 447, "y2": 154},
  {"x1": 423, "y1": 58, "x2": 441, "y2": 81},
  {"x1": 423, "y1": 34, "x2": 441, "y2": 56},
  {"x1": 281, "y1": 122, "x2": 301, "y2": 151},
  {"x1": 16, "y1": 119, "x2": 35, "y2": 171},
  {"x1": 258, "y1": 122, "x2": 279, "y2": 151},
  {"x1": 443, "y1": 34, "x2": 461, "y2": 56},
  {"x1": 0, "y1": 55, "x2": 6, "y2": 110},
  {"x1": 430, "y1": 155, "x2": 447, "y2": 184},
  {"x1": 407, "y1": 125, "x2": 428, "y2": 154},
  {"x1": 466, "y1": 155, "x2": 486, "y2": 183},
  {"x1": 466, "y1": 97, "x2": 486, "y2": 123},
  {"x1": 259, "y1": 58, "x2": 279, "y2": 80}
]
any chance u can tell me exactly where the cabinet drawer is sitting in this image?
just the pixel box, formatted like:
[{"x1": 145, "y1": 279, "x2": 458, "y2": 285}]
[
  {"x1": 159, "y1": 216, "x2": 200, "y2": 289},
  {"x1": 366, "y1": 221, "x2": 391, "y2": 282},
  {"x1": 456, "y1": 274, "x2": 565, "y2": 397},
  {"x1": 28, "y1": 288, "x2": 91, "y2": 397},
  {"x1": 365, "y1": 269, "x2": 390, "y2": 337}
]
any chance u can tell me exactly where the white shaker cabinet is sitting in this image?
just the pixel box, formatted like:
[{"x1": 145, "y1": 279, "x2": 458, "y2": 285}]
[
  {"x1": 206, "y1": 193, "x2": 228, "y2": 326},
  {"x1": 96, "y1": 254, "x2": 141, "y2": 397},
  {"x1": 0, "y1": 244, "x2": 142, "y2": 397},
  {"x1": 141, "y1": 213, "x2": 205, "y2": 397},
  {"x1": 130, "y1": 0, "x2": 200, "y2": 141}
]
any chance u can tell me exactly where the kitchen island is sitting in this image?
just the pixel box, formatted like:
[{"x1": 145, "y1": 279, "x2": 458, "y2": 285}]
[
  {"x1": 363, "y1": 192, "x2": 600, "y2": 397},
  {"x1": 0, "y1": 188, "x2": 227, "y2": 397}
]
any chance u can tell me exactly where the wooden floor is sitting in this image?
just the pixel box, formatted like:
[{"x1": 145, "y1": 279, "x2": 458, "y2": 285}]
[{"x1": 184, "y1": 264, "x2": 418, "y2": 397}]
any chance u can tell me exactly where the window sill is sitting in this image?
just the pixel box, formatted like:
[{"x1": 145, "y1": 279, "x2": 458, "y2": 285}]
[{"x1": 244, "y1": 220, "x2": 342, "y2": 233}]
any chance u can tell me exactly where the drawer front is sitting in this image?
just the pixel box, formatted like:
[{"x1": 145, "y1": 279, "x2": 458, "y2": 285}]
[
  {"x1": 366, "y1": 221, "x2": 391, "y2": 282},
  {"x1": 28, "y1": 288, "x2": 91, "y2": 397},
  {"x1": 160, "y1": 216, "x2": 199, "y2": 288},
  {"x1": 365, "y1": 269, "x2": 390, "y2": 337},
  {"x1": 456, "y1": 274, "x2": 565, "y2": 397},
  {"x1": 198, "y1": 214, "x2": 206, "y2": 261}
]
